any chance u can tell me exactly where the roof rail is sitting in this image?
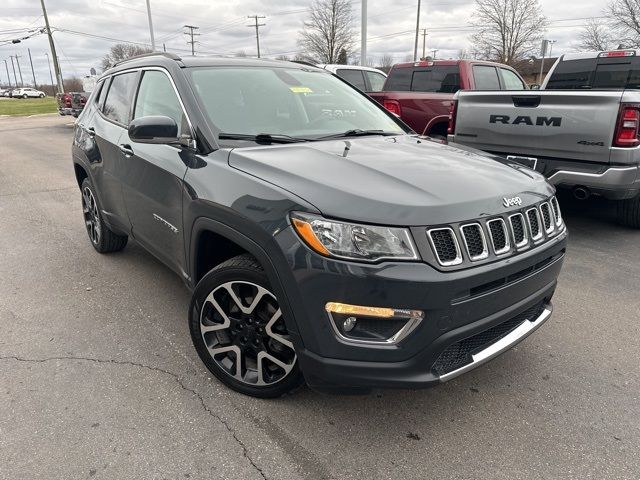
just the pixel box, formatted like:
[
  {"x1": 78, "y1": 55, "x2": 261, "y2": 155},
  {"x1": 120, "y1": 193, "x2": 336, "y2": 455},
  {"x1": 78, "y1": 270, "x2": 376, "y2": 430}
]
[
  {"x1": 291, "y1": 60, "x2": 319, "y2": 68},
  {"x1": 112, "y1": 51, "x2": 182, "y2": 68}
]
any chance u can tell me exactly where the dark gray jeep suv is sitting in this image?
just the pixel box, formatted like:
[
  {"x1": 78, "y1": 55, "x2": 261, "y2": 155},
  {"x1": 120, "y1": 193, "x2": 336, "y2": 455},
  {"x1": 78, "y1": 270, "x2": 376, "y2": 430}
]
[{"x1": 72, "y1": 53, "x2": 567, "y2": 398}]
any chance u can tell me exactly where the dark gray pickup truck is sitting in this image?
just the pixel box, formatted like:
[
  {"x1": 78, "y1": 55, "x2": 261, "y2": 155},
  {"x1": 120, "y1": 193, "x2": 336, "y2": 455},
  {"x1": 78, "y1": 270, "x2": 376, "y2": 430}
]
[{"x1": 72, "y1": 53, "x2": 566, "y2": 397}]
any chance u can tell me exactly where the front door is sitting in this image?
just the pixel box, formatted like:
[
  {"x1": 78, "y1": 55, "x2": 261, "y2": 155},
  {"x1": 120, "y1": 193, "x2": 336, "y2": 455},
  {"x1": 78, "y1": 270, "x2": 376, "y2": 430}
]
[{"x1": 119, "y1": 69, "x2": 191, "y2": 276}]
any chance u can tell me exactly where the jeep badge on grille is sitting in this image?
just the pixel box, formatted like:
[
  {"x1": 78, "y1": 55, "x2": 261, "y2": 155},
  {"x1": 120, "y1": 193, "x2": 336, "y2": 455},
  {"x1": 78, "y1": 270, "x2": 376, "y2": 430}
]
[{"x1": 503, "y1": 196, "x2": 522, "y2": 208}]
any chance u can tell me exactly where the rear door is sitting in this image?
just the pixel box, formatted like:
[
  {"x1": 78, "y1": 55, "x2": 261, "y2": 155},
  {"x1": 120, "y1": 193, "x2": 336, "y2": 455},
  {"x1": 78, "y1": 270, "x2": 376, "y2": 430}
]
[
  {"x1": 453, "y1": 90, "x2": 623, "y2": 163},
  {"x1": 120, "y1": 68, "x2": 191, "y2": 276},
  {"x1": 89, "y1": 71, "x2": 139, "y2": 233}
]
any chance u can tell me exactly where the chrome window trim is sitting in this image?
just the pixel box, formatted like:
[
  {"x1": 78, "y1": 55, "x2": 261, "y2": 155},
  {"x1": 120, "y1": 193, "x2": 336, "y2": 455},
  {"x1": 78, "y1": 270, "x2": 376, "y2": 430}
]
[
  {"x1": 508, "y1": 213, "x2": 529, "y2": 249},
  {"x1": 459, "y1": 223, "x2": 489, "y2": 261},
  {"x1": 539, "y1": 202, "x2": 555, "y2": 235},
  {"x1": 486, "y1": 218, "x2": 511, "y2": 255},
  {"x1": 427, "y1": 227, "x2": 463, "y2": 266},
  {"x1": 526, "y1": 207, "x2": 544, "y2": 242}
]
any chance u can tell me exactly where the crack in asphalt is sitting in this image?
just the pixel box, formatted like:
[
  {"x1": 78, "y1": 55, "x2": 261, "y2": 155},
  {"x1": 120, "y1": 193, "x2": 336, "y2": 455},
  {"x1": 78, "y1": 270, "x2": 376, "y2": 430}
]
[{"x1": 0, "y1": 355, "x2": 268, "y2": 480}]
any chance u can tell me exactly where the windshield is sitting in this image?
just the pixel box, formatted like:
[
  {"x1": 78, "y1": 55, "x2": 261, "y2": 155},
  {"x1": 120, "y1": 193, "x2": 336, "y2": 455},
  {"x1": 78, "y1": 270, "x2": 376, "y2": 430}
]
[{"x1": 187, "y1": 66, "x2": 405, "y2": 143}]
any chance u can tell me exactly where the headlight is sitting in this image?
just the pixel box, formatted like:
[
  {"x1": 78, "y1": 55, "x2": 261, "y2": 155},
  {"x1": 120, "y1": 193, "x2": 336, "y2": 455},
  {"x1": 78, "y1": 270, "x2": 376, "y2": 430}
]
[{"x1": 290, "y1": 212, "x2": 418, "y2": 262}]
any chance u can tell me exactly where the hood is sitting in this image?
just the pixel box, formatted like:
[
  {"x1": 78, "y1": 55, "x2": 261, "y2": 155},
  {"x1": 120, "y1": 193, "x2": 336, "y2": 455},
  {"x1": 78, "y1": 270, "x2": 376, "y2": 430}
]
[{"x1": 228, "y1": 135, "x2": 554, "y2": 226}]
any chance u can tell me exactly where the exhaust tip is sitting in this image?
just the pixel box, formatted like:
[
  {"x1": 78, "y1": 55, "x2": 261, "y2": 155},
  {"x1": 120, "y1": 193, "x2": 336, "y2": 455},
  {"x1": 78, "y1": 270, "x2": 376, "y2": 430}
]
[{"x1": 573, "y1": 186, "x2": 590, "y2": 200}]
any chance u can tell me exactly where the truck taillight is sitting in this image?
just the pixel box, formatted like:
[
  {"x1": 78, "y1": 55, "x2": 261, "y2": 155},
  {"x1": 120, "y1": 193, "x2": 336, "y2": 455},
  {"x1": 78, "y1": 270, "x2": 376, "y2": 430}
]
[
  {"x1": 383, "y1": 100, "x2": 401, "y2": 117},
  {"x1": 447, "y1": 100, "x2": 458, "y2": 135},
  {"x1": 614, "y1": 104, "x2": 640, "y2": 148}
]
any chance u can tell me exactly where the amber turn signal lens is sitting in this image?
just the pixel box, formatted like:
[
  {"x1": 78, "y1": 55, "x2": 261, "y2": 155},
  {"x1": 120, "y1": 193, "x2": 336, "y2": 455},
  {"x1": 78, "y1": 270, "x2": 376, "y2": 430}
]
[
  {"x1": 291, "y1": 217, "x2": 331, "y2": 256},
  {"x1": 325, "y1": 302, "x2": 396, "y2": 318}
]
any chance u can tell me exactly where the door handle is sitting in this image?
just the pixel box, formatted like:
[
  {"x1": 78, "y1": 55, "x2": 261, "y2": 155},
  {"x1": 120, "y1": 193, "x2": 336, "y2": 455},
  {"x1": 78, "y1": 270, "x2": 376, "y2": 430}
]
[
  {"x1": 87, "y1": 127, "x2": 95, "y2": 137},
  {"x1": 119, "y1": 144, "x2": 134, "y2": 157}
]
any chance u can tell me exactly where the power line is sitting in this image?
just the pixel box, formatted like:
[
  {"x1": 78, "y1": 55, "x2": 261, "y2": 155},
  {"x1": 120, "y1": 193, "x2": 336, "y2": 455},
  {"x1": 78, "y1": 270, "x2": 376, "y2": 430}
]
[
  {"x1": 247, "y1": 15, "x2": 266, "y2": 58},
  {"x1": 184, "y1": 25, "x2": 200, "y2": 56}
]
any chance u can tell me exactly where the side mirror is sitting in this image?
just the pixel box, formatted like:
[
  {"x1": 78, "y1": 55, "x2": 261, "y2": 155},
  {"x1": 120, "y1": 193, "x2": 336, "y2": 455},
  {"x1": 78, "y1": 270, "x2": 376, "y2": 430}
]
[
  {"x1": 129, "y1": 115, "x2": 179, "y2": 144},
  {"x1": 530, "y1": 84, "x2": 541, "y2": 90}
]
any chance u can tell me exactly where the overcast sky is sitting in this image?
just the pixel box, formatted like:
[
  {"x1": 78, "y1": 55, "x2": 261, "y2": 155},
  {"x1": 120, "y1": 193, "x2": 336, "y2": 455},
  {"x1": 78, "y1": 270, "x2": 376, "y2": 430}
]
[{"x1": 0, "y1": 0, "x2": 606, "y2": 86}]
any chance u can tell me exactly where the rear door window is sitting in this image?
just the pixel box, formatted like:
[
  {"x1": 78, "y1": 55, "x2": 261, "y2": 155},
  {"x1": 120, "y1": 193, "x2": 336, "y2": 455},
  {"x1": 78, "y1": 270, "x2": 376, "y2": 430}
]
[
  {"x1": 546, "y1": 58, "x2": 597, "y2": 89},
  {"x1": 102, "y1": 72, "x2": 138, "y2": 125},
  {"x1": 473, "y1": 65, "x2": 501, "y2": 90},
  {"x1": 499, "y1": 68, "x2": 526, "y2": 90},
  {"x1": 410, "y1": 66, "x2": 460, "y2": 93},
  {"x1": 365, "y1": 71, "x2": 386, "y2": 91},
  {"x1": 336, "y1": 69, "x2": 367, "y2": 91},
  {"x1": 384, "y1": 67, "x2": 412, "y2": 91}
]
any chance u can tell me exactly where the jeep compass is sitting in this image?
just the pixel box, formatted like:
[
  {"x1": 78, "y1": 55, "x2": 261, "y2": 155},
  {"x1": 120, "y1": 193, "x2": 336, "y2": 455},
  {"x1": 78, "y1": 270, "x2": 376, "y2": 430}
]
[{"x1": 72, "y1": 53, "x2": 567, "y2": 398}]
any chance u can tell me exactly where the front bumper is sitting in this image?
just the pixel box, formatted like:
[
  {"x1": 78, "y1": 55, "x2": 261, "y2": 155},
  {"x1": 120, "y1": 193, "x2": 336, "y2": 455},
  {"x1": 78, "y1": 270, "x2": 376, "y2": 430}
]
[{"x1": 275, "y1": 226, "x2": 566, "y2": 393}]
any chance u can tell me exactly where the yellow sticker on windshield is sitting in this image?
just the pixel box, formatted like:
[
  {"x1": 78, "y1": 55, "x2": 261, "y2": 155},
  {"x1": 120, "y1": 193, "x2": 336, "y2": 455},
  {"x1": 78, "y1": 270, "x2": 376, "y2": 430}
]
[{"x1": 290, "y1": 86, "x2": 313, "y2": 93}]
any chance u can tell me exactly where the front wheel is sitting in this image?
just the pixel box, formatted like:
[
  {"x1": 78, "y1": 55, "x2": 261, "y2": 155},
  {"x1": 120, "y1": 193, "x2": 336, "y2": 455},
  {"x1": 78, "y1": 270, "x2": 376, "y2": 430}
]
[
  {"x1": 189, "y1": 254, "x2": 303, "y2": 398},
  {"x1": 22, "y1": 94, "x2": 28, "y2": 99},
  {"x1": 39, "y1": 94, "x2": 44, "y2": 98},
  {"x1": 616, "y1": 194, "x2": 640, "y2": 228}
]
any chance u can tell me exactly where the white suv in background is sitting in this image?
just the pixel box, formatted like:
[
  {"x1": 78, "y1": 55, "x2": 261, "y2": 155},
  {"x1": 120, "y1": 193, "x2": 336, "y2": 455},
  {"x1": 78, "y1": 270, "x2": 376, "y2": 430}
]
[
  {"x1": 317, "y1": 64, "x2": 387, "y2": 92},
  {"x1": 12, "y1": 87, "x2": 46, "y2": 98}
]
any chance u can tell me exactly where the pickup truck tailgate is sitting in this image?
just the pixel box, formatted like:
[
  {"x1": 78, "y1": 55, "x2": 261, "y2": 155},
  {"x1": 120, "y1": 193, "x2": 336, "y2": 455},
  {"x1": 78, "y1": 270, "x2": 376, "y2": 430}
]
[{"x1": 452, "y1": 90, "x2": 624, "y2": 163}]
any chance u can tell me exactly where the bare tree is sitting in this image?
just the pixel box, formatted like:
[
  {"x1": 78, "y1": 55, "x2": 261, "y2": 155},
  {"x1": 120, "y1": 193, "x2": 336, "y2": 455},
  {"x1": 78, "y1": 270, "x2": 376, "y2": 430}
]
[
  {"x1": 234, "y1": 50, "x2": 248, "y2": 57},
  {"x1": 607, "y1": 0, "x2": 640, "y2": 47},
  {"x1": 299, "y1": 0, "x2": 356, "y2": 63},
  {"x1": 579, "y1": 18, "x2": 614, "y2": 51},
  {"x1": 275, "y1": 54, "x2": 290, "y2": 61},
  {"x1": 378, "y1": 54, "x2": 394, "y2": 71},
  {"x1": 457, "y1": 48, "x2": 470, "y2": 59},
  {"x1": 470, "y1": 0, "x2": 548, "y2": 66},
  {"x1": 101, "y1": 43, "x2": 152, "y2": 71}
]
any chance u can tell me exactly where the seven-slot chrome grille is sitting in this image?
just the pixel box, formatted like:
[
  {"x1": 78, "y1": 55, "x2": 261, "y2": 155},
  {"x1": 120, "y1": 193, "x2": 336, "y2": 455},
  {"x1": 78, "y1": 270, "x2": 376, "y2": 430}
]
[{"x1": 427, "y1": 196, "x2": 565, "y2": 268}]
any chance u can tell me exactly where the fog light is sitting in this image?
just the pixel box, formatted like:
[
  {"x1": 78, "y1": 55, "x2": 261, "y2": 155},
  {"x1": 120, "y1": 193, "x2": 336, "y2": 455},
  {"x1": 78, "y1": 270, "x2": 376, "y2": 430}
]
[
  {"x1": 325, "y1": 302, "x2": 424, "y2": 345},
  {"x1": 343, "y1": 316, "x2": 357, "y2": 332}
]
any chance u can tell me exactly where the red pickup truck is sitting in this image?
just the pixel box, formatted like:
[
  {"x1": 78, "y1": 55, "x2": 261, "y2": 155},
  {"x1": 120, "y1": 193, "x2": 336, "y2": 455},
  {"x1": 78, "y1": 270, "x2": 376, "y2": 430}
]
[{"x1": 369, "y1": 59, "x2": 528, "y2": 138}]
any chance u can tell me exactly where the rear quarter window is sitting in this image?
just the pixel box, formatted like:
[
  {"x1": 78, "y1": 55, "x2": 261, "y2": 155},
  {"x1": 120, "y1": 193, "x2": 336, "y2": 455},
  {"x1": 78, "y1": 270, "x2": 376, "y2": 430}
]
[{"x1": 411, "y1": 66, "x2": 460, "y2": 93}]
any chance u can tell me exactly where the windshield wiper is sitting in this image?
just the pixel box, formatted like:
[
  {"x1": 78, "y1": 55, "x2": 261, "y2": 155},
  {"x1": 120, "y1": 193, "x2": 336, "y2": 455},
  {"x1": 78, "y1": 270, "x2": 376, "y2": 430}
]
[
  {"x1": 316, "y1": 129, "x2": 401, "y2": 140},
  {"x1": 218, "y1": 133, "x2": 312, "y2": 145}
]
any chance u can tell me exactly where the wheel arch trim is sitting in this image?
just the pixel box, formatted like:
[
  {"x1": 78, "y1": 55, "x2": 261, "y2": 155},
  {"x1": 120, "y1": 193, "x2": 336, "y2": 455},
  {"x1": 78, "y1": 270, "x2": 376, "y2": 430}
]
[{"x1": 188, "y1": 217, "x2": 304, "y2": 344}]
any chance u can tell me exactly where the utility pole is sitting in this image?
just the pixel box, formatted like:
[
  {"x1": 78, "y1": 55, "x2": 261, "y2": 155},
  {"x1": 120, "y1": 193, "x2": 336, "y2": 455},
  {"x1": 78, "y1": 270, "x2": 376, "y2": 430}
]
[
  {"x1": 44, "y1": 52, "x2": 54, "y2": 88},
  {"x1": 39, "y1": 0, "x2": 64, "y2": 93},
  {"x1": 145, "y1": 0, "x2": 156, "y2": 51},
  {"x1": 15, "y1": 55, "x2": 24, "y2": 86},
  {"x1": 184, "y1": 25, "x2": 200, "y2": 56},
  {"x1": 421, "y1": 28, "x2": 427, "y2": 60},
  {"x1": 361, "y1": 0, "x2": 367, "y2": 66},
  {"x1": 10, "y1": 56, "x2": 17, "y2": 86},
  {"x1": 538, "y1": 39, "x2": 549, "y2": 85},
  {"x1": 431, "y1": 49, "x2": 438, "y2": 59},
  {"x1": 28, "y1": 48, "x2": 37, "y2": 87},
  {"x1": 413, "y1": 0, "x2": 422, "y2": 61},
  {"x1": 4, "y1": 60, "x2": 12, "y2": 88},
  {"x1": 247, "y1": 15, "x2": 266, "y2": 58}
]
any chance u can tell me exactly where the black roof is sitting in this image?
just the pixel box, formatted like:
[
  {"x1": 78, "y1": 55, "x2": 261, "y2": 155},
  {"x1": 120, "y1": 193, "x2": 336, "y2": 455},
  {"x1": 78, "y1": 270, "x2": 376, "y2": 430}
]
[{"x1": 103, "y1": 52, "x2": 324, "y2": 77}]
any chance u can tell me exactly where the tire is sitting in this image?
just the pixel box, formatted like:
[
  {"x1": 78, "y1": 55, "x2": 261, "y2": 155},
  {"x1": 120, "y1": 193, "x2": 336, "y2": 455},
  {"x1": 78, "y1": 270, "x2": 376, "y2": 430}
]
[
  {"x1": 80, "y1": 178, "x2": 128, "y2": 253},
  {"x1": 39, "y1": 94, "x2": 44, "y2": 98},
  {"x1": 189, "y1": 254, "x2": 303, "y2": 398},
  {"x1": 616, "y1": 194, "x2": 640, "y2": 228},
  {"x1": 22, "y1": 94, "x2": 28, "y2": 99}
]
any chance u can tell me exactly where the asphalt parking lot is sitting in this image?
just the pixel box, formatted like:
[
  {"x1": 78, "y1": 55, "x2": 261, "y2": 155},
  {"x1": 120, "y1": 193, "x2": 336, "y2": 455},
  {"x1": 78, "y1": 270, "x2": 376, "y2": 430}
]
[{"x1": 1, "y1": 114, "x2": 638, "y2": 480}]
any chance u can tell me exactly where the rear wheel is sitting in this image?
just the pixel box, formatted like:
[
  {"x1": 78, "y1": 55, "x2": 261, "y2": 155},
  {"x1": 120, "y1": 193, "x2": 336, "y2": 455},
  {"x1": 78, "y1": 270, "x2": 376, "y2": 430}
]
[
  {"x1": 616, "y1": 194, "x2": 640, "y2": 228},
  {"x1": 189, "y1": 254, "x2": 303, "y2": 398},
  {"x1": 80, "y1": 178, "x2": 128, "y2": 253},
  {"x1": 22, "y1": 94, "x2": 28, "y2": 99}
]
